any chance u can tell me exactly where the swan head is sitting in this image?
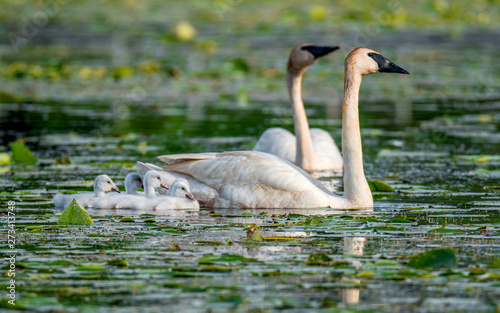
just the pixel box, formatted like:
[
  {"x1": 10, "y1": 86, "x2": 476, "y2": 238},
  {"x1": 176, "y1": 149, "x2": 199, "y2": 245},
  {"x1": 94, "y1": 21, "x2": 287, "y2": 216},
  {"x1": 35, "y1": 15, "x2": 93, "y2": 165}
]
[
  {"x1": 170, "y1": 178, "x2": 195, "y2": 200},
  {"x1": 144, "y1": 170, "x2": 169, "y2": 191},
  {"x1": 346, "y1": 47, "x2": 409, "y2": 76},
  {"x1": 95, "y1": 174, "x2": 120, "y2": 193},
  {"x1": 288, "y1": 43, "x2": 340, "y2": 73},
  {"x1": 124, "y1": 173, "x2": 143, "y2": 193}
]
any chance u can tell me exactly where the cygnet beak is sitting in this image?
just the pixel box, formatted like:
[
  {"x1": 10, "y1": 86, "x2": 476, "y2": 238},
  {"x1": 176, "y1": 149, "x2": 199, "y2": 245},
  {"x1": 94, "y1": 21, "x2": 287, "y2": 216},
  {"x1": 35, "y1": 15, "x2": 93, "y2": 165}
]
[
  {"x1": 111, "y1": 186, "x2": 120, "y2": 193},
  {"x1": 186, "y1": 193, "x2": 195, "y2": 200},
  {"x1": 160, "y1": 183, "x2": 169, "y2": 190}
]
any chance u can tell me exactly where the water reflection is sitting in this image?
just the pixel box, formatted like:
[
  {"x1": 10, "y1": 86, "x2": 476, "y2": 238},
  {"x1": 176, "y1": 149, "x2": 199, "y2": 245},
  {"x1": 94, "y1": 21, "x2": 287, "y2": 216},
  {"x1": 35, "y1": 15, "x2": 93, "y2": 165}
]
[{"x1": 342, "y1": 235, "x2": 365, "y2": 307}]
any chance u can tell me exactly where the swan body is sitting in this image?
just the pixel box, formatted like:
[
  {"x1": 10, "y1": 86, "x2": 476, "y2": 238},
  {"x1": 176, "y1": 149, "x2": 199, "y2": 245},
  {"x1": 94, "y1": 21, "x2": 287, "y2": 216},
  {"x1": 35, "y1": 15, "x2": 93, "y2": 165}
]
[
  {"x1": 53, "y1": 174, "x2": 120, "y2": 209},
  {"x1": 137, "y1": 161, "x2": 218, "y2": 206},
  {"x1": 154, "y1": 47, "x2": 409, "y2": 209},
  {"x1": 253, "y1": 43, "x2": 343, "y2": 173},
  {"x1": 94, "y1": 170, "x2": 168, "y2": 209},
  {"x1": 131, "y1": 178, "x2": 200, "y2": 210}
]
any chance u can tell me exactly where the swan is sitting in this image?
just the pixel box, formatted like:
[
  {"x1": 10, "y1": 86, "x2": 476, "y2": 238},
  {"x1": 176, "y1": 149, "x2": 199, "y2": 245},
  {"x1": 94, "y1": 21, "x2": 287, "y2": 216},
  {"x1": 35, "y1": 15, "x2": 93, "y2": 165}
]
[
  {"x1": 136, "y1": 161, "x2": 219, "y2": 206},
  {"x1": 253, "y1": 43, "x2": 343, "y2": 173},
  {"x1": 124, "y1": 173, "x2": 143, "y2": 194},
  {"x1": 153, "y1": 47, "x2": 409, "y2": 209},
  {"x1": 94, "y1": 170, "x2": 168, "y2": 209},
  {"x1": 130, "y1": 178, "x2": 200, "y2": 210},
  {"x1": 53, "y1": 174, "x2": 120, "y2": 208}
]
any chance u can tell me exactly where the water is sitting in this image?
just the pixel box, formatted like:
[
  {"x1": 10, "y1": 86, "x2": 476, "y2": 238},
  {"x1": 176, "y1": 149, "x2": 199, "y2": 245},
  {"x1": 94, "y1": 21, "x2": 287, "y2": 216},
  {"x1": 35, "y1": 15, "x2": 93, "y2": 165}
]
[{"x1": 0, "y1": 20, "x2": 499, "y2": 313}]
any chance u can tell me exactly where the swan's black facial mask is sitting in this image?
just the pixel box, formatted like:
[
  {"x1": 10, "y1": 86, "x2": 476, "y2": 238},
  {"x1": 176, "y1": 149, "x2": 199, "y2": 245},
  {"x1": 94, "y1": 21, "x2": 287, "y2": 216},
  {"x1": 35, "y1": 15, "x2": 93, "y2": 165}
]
[
  {"x1": 368, "y1": 52, "x2": 409, "y2": 74},
  {"x1": 302, "y1": 45, "x2": 340, "y2": 59}
]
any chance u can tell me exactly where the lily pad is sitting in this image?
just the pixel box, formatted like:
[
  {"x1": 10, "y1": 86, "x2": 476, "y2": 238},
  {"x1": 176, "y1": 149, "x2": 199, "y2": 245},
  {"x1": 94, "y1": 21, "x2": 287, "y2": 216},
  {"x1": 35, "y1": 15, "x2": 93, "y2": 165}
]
[
  {"x1": 486, "y1": 258, "x2": 500, "y2": 269},
  {"x1": 0, "y1": 153, "x2": 11, "y2": 165},
  {"x1": 57, "y1": 199, "x2": 94, "y2": 226},
  {"x1": 368, "y1": 180, "x2": 395, "y2": 192},
  {"x1": 407, "y1": 248, "x2": 457, "y2": 269},
  {"x1": 197, "y1": 254, "x2": 258, "y2": 264},
  {"x1": 10, "y1": 139, "x2": 38, "y2": 165}
]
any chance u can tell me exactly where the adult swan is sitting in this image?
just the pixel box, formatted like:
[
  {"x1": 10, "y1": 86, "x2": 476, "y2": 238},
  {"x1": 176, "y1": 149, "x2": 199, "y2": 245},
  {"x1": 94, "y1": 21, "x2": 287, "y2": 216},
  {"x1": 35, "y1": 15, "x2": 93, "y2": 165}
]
[
  {"x1": 156, "y1": 48, "x2": 409, "y2": 209},
  {"x1": 253, "y1": 43, "x2": 343, "y2": 173}
]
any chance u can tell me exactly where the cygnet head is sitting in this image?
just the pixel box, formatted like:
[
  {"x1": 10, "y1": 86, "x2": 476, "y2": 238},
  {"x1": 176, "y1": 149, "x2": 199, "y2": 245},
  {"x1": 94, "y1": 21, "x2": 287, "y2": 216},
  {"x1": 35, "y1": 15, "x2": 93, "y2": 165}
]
[
  {"x1": 125, "y1": 173, "x2": 143, "y2": 194},
  {"x1": 170, "y1": 178, "x2": 195, "y2": 200},
  {"x1": 288, "y1": 43, "x2": 340, "y2": 74},
  {"x1": 95, "y1": 174, "x2": 120, "y2": 193},
  {"x1": 144, "y1": 170, "x2": 169, "y2": 191},
  {"x1": 345, "y1": 47, "x2": 409, "y2": 76}
]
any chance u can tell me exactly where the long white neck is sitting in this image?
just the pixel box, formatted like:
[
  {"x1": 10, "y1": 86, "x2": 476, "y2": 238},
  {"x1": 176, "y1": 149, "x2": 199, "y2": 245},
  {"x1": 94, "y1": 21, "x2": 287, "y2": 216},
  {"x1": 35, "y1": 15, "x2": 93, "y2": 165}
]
[
  {"x1": 341, "y1": 70, "x2": 372, "y2": 206},
  {"x1": 288, "y1": 68, "x2": 318, "y2": 172},
  {"x1": 94, "y1": 181, "x2": 105, "y2": 197},
  {"x1": 144, "y1": 181, "x2": 157, "y2": 198}
]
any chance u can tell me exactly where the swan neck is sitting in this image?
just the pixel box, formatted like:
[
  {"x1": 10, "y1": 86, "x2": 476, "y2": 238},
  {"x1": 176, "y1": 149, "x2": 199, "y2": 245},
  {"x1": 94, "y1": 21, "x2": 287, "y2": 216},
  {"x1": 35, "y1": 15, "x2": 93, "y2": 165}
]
[
  {"x1": 145, "y1": 185, "x2": 157, "y2": 198},
  {"x1": 341, "y1": 70, "x2": 372, "y2": 205},
  {"x1": 287, "y1": 68, "x2": 318, "y2": 172}
]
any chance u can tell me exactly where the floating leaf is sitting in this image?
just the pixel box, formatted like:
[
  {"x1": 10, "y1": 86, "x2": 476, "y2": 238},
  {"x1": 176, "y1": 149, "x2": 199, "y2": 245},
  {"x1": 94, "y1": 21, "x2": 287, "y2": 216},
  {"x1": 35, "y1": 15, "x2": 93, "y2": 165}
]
[
  {"x1": 175, "y1": 21, "x2": 196, "y2": 41},
  {"x1": 407, "y1": 248, "x2": 457, "y2": 269},
  {"x1": 10, "y1": 139, "x2": 38, "y2": 165},
  {"x1": 119, "y1": 218, "x2": 135, "y2": 223},
  {"x1": 246, "y1": 226, "x2": 262, "y2": 241},
  {"x1": 197, "y1": 254, "x2": 258, "y2": 264},
  {"x1": 306, "y1": 253, "x2": 332, "y2": 265},
  {"x1": 57, "y1": 199, "x2": 94, "y2": 226},
  {"x1": 0, "y1": 153, "x2": 11, "y2": 165},
  {"x1": 368, "y1": 180, "x2": 395, "y2": 192},
  {"x1": 76, "y1": 265, "x2": 104, "y2": 271},
  {"x1": 107, "y1": 259, "x2": 128, "y2": 267},
  {"x1": 487, "y1": 258, "x2": 500, "y2": 269},
  {"x1": 55, "y1": 156, "x2": 72, "y2": 165}
]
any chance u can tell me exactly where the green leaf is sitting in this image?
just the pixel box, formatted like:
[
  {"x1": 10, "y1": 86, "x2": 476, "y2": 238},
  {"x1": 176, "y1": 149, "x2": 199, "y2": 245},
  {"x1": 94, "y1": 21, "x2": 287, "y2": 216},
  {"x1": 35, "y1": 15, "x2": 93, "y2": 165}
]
[
  {"x1": 407, "y1": 248, "x2": 457, "y2": 269},
  {"x1": 107, "y1": 259, "x2": 128, "y2": 267},
  {"x1": 487, "y1": 258, "x2": 500, "y2": 269},
  {"x1": 10, "y1": 139, "x2": 38, "y2": 165},
  {"x1": 0, "y1": 152, "x2": 11, "y2": 165},
  {"x1": 57, "y1": 199, "x2": 94, "y2": 226},
  {"x1": 246, "y1": 226, "x2": 262, "y2": 241},
  {"x1": 368, "y1": 180, "x2": 395, "y2": 192},
  {"x1": 55, "y1": 156, "x2": 72, "y2": 165},
  {"x1": 197, "y1": 254, "x2": 258, "y2": 264},
  {"x1": 306, "y1": 253, "x2": 332, "y2": 265}
]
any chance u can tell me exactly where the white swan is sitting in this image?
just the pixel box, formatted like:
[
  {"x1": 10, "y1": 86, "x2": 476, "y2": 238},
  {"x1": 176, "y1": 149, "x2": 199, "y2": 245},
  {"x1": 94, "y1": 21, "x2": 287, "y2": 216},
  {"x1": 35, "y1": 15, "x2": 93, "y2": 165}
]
[
  {"x1": 94, "y1": 170, "x2": 168, "y2": 209},
  {"x1": 153, "y1": 47, "x2": 409, "y2": 209},
  {"x1": 130, "y1": 178, "x2": 200, "y2": 210},
  {"x1": 53, "y1": 174, "x2": 120, "y2": 208},
  {"x1": 136, "y1": 161, "x2": 218, "y2": 206},
  {"x1": 253, "y1": 43, "x2": 343, "y2": 173},
  {"x1": 124, "y1": 173, "x2": 143, "y2": 194}
]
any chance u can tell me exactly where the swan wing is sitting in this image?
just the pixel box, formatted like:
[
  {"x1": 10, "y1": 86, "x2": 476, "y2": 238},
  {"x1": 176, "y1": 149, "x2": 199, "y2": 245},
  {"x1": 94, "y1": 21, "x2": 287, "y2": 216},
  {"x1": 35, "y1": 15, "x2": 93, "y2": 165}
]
[
  {"x1": 137, "y1": 161, "x2": 219, "y2": 206},
  {"x1": 158, "y1": 151, "x2": 337, "y2": 208}
]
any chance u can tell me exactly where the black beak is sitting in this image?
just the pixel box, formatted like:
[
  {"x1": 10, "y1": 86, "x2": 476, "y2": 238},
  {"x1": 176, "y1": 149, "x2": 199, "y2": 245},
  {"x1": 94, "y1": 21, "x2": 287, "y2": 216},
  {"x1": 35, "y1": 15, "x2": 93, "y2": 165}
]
[
  {"x1": 302, "y1": 45, "x2": 340, "y2": 59},
  {"x1": 369, "y1": 52, "x2": 409, "y2": 75}
]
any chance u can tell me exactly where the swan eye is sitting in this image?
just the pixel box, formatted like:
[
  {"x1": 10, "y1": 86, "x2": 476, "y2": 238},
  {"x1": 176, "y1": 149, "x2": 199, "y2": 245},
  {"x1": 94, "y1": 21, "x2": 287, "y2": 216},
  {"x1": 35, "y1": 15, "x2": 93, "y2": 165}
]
[
  {"x1": 368, "y1": 52, "x2": 374, "y2": 57},
  {"x1": 181, "y1": 187, "x2": 185, "y2": 191}
]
